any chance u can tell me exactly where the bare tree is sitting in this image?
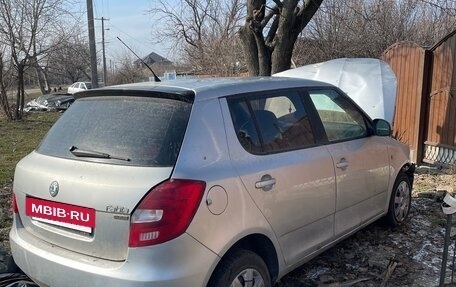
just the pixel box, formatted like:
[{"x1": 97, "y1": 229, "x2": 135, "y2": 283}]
[
  {"x1": 238, "y1": 0, "x2": 323, "y2": 75},
  {"x1": 47, "y1": 35, "x2": 91, "y2": 84},
  {"x1": 0, "y1": 0, "x2": 72, "y2": 120},
  {"x1": 150, "y1": 0, "x2": 245, "y2": 76},
  {"x1": 152, "y1": 0, "x2": 456, "y2": 77},
  {"x1": 0, "y1": 48, "x2": 14, "y2": 119},
  {"x1": 152, "y1": 0, "x2": 322, "y2": 76},
  {"x1": 110, "y1": 51, "x2": 150, "y2": 85},
  {"x1": 292, "y1": 0, "x2": 456, "y2": 66}
]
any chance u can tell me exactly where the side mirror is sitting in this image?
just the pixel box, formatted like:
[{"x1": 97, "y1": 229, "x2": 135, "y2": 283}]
[{"x1": 373, "y1": 119, "x2": 391, "y2": 136}]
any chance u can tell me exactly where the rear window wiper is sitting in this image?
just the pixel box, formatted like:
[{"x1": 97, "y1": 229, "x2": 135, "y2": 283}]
[{"x1": 69, "y1": 146, "x2": 130, "y2": 161}]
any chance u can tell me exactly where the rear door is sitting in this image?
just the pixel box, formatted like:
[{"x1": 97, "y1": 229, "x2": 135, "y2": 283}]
[
  {"x1": 222, "y1": 90, "x2": 336, "y2": 265},
  {"x1": 13, "y1": 93, "x2": 192, "y2": 261},
  {"x1": 307, "y1": 89, "x2": 390, "y2": 236}
]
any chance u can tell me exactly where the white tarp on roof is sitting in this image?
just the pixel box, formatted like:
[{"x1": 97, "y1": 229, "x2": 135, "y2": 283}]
[{"x1": 273, "y1": 58, "x2": 397, "y2": 123}]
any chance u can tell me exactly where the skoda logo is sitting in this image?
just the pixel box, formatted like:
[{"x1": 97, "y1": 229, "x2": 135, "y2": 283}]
[{"x1": 49, "y1": 181, "x2": 59, "y2": 197}]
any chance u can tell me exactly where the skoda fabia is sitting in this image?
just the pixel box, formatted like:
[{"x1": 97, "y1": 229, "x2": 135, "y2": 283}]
[{"x1": 10, "y1": 77, "x2": 414, "y2": 287}]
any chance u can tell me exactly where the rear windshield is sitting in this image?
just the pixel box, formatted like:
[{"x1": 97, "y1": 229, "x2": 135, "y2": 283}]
[{"x1": 37, "y1": 96, "x2": 192, "y2": 167}]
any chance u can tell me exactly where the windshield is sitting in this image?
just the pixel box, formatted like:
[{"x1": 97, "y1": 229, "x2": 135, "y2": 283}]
[{"x1": 37, "y1": 96, "x2": 192, "y2": 167}]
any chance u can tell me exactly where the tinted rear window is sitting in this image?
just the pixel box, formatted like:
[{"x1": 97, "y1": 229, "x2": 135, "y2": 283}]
[{"x1": 37, "y1": 96, "x2": 192, "y2": 167}]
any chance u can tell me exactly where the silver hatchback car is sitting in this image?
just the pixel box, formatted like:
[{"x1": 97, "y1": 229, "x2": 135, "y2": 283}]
[{"x1": 10, "y1": 77, "x2": 414, "y2": 287}]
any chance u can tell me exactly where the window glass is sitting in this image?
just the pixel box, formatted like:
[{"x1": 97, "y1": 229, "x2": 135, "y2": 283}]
[
  {"x1": 265, "y1": 96, "x2": 296, "y2": 118},
  {"x1": 37, "y1": 96, "x2": 192, "y2": 167},
  {"x1": 228, "y1": 91, "x2": 315, "y2": 154},
  {"x1": 228, "y1": 98, "x2": 262, "y2": 154},
  {"x1": 309, "y1": 90, "x2": 367, "y2": 142}
]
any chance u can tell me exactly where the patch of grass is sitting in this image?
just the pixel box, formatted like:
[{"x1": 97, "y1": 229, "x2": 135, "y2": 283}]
[
  {"x1": 0, "y1": 112, "x2": 60, "y2": 187},
  {"x1": 413, "y1": 181, "x2": 436, "y2": 193}
]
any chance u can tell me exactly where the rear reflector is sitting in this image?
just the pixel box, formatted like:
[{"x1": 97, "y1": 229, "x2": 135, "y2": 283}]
[
  {"x1": 12, "y1": 193, "x2": 18, "y2": 214},
  {"x1": 129, "y1": 179, "x2": 206, "y2": 247}
]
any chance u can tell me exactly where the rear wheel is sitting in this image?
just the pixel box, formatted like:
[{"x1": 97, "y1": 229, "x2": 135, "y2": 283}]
[
  {"x1": 385, "y1": 172, "x2": 411, "y2": 226},
  {"x1": 209, "y1": 249, "x2": 271, "y2": 287}
]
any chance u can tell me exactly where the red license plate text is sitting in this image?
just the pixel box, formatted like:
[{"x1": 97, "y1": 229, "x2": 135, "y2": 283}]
[{"x1": 26, "y1": 197, "x2": 96, "y2": 229}]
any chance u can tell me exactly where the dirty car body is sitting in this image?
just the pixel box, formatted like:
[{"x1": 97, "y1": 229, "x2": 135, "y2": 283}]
[{"x1": 10, "y1": 77, "x2": 414, "y2": 287}]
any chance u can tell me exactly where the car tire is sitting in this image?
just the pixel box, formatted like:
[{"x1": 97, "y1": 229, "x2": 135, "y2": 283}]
[
  {"x1": 385, "y1": 172, "x2": 412, "y2": 226},
  {"x1": 208, "y1": 249, "x2": 271, "y2": 287}
]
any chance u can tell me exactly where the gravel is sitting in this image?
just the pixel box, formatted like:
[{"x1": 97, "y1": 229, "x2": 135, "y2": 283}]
[{"x1": 0, "y1": 169, "x2": 454, "y2": 287}]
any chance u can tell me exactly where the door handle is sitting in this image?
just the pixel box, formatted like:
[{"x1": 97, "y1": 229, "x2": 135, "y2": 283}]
[
  {"x1": 255, "y1": 174, "x2": 276, "y2": 191},
  {"x1": 336, "y1": 158, "x2": 349, "y2": 170}
]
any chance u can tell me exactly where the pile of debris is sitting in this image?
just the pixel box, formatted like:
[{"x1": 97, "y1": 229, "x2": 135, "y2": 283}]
[
  {"x1": 0, "y1": 248, "x2": 37, "y2": 287},
  {"x1": 24, "y1": 94, "x2": 74, "y2": 112}
]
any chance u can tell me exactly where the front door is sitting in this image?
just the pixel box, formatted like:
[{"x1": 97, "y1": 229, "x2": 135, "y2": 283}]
[{"x1": 308, "y1": 89, "x2": 390, "y2": 236}]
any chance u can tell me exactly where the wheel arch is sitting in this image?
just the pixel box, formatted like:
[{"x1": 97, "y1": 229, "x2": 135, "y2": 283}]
[
  {"x1": 384, "y1": 163, "x2": 414, "y2": 226},
  {"x1": 209, "y1": 233, "x2": 280, "y2": 284},
  {"x1": 402, "y1": 162, "x2": 415, "y2": 187}
]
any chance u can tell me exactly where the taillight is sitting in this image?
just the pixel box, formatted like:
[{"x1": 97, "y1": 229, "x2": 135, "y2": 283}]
[
  {"x1": 12, "y1": 193, "x2": 18, "y2": 214},
  {"x1": 129, "y1": 179, "x2": 206, "y2": 247}
]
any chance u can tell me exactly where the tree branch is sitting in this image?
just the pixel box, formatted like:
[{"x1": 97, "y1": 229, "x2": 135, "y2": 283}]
[
  {"x1": 265, "y1": 13, "x2": 280, "y2": 47},
  {"x1": 261, "y1": 5, "x2": 280, "y2": 28},
  {"x1": 296, "y1": 0, "x2": 324, "y2": 31}
]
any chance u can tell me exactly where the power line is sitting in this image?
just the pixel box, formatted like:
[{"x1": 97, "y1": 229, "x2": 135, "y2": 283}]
[{"x1": 108, "y1": 23, "x2": 150, "y2": 50}]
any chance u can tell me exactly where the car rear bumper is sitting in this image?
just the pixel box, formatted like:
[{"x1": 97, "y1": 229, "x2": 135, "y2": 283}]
[{"x1": 10, "y1": 218, "x2": 219, "y2": 287}]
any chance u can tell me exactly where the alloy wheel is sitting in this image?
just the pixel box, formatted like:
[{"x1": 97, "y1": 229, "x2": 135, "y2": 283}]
[
  {"x1": 230, "y1": 268, "x2": 265, "y2": 287},
  {"x1": 394, "y1": 180, "x2": 410, "y2": 222}
]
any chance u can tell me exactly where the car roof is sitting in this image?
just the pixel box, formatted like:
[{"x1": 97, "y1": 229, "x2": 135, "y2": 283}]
[{"x1": 81, "y1": 77, "x2": 334, "y2": 102}]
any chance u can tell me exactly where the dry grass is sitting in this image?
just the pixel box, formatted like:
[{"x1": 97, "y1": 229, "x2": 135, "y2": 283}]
[
  {"x1": 0, "y1": 112, "x2": 60, "y2": 187},
  {"x1": 413, "y1": 166, "x2": 456, "y2": 195},
  {"x1": 0, "y1": 111, "x2": 60, "y2": 251}
]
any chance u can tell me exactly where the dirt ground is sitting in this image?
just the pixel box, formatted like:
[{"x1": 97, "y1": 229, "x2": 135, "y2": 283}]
[{"x1": 0, "y1": 166, "x2": 455, "y2": 286}]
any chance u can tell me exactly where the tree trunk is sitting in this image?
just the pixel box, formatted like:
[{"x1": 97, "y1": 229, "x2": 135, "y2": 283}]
[
  {"x1": 43, "y1": 69, "x2": 50, "y2": 92},
  {"x1": 270, "y1": 0, "x2": 298, "y2": 74},
  {"x1": 240, "y1": 0, "x2": 324, "y2": 76},
  {"x1": 271, "y1": 38, "x2": 296, "y2": 74},
  {"x1": 0, "y1": 87, "x2": 12, "y2": 120},
  {"x1": 254, "y1": 30, "x2": 272, "y2": 76},
  {"x1": 33, "y1": 58, "x2": 49, "y2": 94},
  {"x1": 15, "y1": 66, "x2": 25, "y2": 120},
  {"x1": 239, "y1": 27, "x2": 260, "y2": 76},
  {"x1": 240, "y1": 0, "x2": 266, "y2": 76},
  {"x1": 0, "y1": 55, "x2": 13, "y2": 120}
]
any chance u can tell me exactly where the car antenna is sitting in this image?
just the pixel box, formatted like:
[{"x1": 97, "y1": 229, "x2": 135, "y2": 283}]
[{"x1": 117, "y1": 36, "x2": 161, "y2": 82}]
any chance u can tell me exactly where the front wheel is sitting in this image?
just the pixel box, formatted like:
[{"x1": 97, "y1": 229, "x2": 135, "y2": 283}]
[
  {"x1": 385, "y1": 172, "x2": 412, "y2": 226},
  {"x1": 208, "y1": 249, "x2": 271, "y2": 287}
]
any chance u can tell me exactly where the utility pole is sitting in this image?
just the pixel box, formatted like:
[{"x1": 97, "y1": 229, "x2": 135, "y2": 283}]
[
  {"x1": 96, "y1": 17, "x2": 109, "y2": 86},
  {"x1": 86, "y1": 0, "x2": 98, "y2": 88}
]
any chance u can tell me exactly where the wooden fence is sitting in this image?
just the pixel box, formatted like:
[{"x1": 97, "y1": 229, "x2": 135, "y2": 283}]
[{"x1": 382, "y1": 31, "x2": 456, "y2": 165}]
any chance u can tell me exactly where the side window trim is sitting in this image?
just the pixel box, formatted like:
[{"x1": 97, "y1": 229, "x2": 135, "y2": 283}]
[
  {"x1": 299, "y1": 90, "x2": 328, "y2": 145},
  {"x1": 245, "y1": 98, "x2": 266, "y2": 151}
]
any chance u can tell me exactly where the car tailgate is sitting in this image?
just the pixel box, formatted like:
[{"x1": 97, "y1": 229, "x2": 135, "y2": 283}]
[{"x1": 13, "y1": 152, "x2": 172, "y2": 261}]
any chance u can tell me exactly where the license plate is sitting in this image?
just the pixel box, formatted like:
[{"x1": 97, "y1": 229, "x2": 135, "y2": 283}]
[{"x1": 26, "y1": 197, "x2": 96, "y2": 233}]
